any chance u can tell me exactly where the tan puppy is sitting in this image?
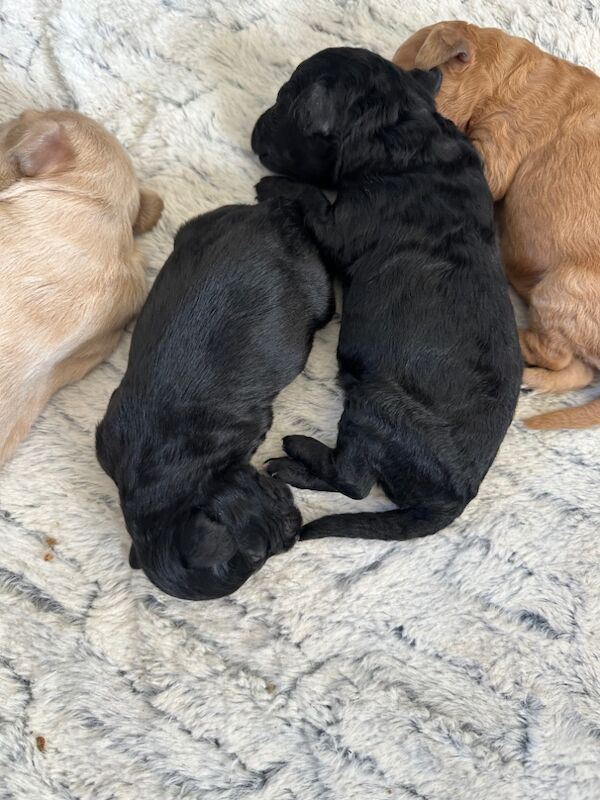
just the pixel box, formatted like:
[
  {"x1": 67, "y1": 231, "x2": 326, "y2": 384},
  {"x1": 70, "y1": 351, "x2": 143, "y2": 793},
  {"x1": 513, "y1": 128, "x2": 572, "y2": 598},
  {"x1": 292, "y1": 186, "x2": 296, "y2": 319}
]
[
  {"x1": 0, "y1": 109, "x2": 163, "y2": 466},
  {"x1": 394, "y1": 22, "x2": 600, "y2": 429}
]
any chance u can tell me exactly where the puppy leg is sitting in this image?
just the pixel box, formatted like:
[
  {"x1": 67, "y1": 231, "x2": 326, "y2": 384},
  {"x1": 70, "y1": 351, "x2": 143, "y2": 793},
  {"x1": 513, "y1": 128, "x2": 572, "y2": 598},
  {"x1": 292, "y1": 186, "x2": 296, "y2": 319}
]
[
  {"x1": 523, "y1": 359, "x2": 594, "y2": 393},
  {"x1": 0, "y1": 329, "x2": 123, "y2": 466},
  {"x1": 471, "y1": 131, "x2": 521, "y2": 202},
  {"x1": 272, "y1": 433, "x2": 376, "y2": 500},
  {"x1": 266, "y1": 456, "x2": 338, "y2": 492},
  {"x1": 49, "y1": 329, "x2": 124, "y2": 392},
  {"x1": 519, "y1": 329, "x2": 572, "y2": 370},
  {"x1": 255, "y1": 176, "x2": 328, "y2": 209},
  {"x1": 255, "y1": 175, "x2": 304, "y2": 202},
  {"x1": 517, "y1": 264, "x2": 600, "y2": 376}
]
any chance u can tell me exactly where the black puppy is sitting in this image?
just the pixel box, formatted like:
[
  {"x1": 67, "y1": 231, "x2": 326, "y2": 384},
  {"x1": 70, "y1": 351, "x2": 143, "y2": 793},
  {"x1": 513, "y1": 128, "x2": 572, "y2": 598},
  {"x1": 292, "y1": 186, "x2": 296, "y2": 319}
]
[
  {"x1": 96, "y1": 202, "x2": 333, "y2": 599},
  {"x1": 252, "y1": 47, "x2": 521, "y2": 541}
]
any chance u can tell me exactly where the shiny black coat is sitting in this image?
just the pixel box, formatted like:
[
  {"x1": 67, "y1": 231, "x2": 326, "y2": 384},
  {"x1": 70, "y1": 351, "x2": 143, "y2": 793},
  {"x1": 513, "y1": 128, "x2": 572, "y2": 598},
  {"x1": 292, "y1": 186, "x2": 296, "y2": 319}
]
[
  {"x1": 253, "y1": 48, "x2": 521, "y2": 541},
  {"x1": 96, "y1": 201, "x2": 333, "y2": 598}
]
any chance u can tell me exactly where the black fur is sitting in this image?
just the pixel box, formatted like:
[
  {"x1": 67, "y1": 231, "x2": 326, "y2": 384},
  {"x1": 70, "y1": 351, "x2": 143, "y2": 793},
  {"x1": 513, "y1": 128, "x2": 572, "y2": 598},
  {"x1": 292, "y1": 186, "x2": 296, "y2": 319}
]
[
  {"x1": 96, "y1": 201, "x2": 333, "y2": 598},
  {"x1": 252, "y1": 47, "x2": 521, "y2": 541}
]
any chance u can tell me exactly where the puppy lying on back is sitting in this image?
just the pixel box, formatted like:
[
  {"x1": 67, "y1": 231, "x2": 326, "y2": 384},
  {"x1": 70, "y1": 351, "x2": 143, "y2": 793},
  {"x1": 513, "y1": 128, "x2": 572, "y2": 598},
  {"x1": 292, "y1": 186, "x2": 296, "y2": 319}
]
[
  {"x1": 394, "y1": 22, "x2": 600, "y2": 428},
  {"x1": 252, "y1": 48, "x2": 521, "y2": 541},
  {"x1": 96, "y1": 201, "x2": 333, "y2": 600},
  {"x1": 0, "y1": 109, "x2": 162, "y2": 466}
]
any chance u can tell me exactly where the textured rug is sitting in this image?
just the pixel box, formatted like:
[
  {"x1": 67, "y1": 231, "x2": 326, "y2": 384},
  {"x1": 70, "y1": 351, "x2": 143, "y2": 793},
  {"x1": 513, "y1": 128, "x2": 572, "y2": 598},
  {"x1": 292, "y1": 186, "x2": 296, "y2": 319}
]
[{"x1": 1, "y1": 1, "x2": 600, "y2": 798}]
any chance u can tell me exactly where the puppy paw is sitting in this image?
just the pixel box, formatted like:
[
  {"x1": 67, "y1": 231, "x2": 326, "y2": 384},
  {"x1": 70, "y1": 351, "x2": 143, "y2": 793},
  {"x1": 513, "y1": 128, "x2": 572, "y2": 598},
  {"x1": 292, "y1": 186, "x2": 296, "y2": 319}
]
[
  {"x1": 283, "y1": 434, "x2": 330, "y2": 466},
  {"x1": 518, "y1": 330, "x2": 534, "y2": 365},
  {"x1": 255, "y1": 175, "x2": 303, "y2": 203},
  {"x1": 522, "y1": 367, "x2": 553, "y2": 394},
  {"x1": 265, "y1": 456, "x2": 307, "y2": 482},
  {"x1": 265, "y1": 456, "x2": 334, "y2": 491}
]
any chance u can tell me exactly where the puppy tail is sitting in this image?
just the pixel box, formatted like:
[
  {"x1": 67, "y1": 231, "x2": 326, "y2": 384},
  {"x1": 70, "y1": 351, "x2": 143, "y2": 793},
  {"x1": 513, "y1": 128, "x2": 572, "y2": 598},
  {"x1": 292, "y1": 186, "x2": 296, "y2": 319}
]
[
  {"x1": 524, "y1": 397, "x2": 600, "y2": 430},
  {"x1": 301, "y1": 502, "x2": 464, "y2": 542}
]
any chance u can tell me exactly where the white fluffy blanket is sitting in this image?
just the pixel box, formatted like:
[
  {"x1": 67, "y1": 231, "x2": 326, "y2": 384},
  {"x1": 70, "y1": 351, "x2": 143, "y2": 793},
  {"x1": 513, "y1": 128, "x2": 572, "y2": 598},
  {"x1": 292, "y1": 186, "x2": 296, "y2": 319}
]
[{"x1": 1, "y1": 1, "x2": 600, "y2": 797}]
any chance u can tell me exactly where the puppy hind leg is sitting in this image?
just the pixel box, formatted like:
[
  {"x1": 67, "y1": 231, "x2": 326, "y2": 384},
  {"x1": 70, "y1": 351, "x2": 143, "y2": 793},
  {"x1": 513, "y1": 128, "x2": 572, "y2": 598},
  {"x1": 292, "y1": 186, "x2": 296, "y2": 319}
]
[
  {"x1": 265, "y1": 456, "x2": 338, "y2": 492},
  {"x1": 0, "y1": 392, "x2": 51, "y2": 466},
  {"x1": 282, "y1": 434, "x2": 376, "y2": 500},
  {"x1": 48, "y1": 329, "x2": 124, "y2": 392},
  {"x1": 517, "y1": 264, "x2": 600, "y2": 373},
  {"x1": 522, "y1": 358, "x2": 594, "y2": 393},
  {"x1": 0, "y1": 330, "x2": 125, "y2": 467},
  {"x1": 519, "y1": 328, "x2": 572, "y2": 370}
]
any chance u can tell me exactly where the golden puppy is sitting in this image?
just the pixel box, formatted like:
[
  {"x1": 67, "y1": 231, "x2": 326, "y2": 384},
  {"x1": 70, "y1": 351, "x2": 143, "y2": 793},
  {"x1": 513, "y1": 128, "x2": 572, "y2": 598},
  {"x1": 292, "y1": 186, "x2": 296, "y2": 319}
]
[
  {"x1": 0, "y1": 109, "x2": 163, "y2": 466},
  {"x1": 394, "y1": 21, "x2": 600, "y2": 429}
]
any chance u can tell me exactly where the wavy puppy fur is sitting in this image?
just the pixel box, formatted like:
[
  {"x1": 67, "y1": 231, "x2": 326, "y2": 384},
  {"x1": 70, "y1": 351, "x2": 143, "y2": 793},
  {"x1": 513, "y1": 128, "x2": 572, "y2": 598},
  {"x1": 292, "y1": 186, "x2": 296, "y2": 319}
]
[
  {"x1": 0, "y1": 109, "x2": 162, "y2": 467},
  {"x1": 252, "y1": 47, "x2": 521, "y2": 541},
  {"x1": 394, "y1": 22, "x2": 600, "y2": 428},
  {"x1": 96, "y1": 201, "x2": 333, "y2": 600}
]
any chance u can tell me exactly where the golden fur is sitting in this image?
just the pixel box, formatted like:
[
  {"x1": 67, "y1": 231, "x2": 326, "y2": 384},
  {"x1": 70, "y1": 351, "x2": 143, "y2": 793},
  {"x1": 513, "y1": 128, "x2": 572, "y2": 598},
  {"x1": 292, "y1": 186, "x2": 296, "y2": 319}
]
[
  {"x1": 394, "y1": 21, "x2": 600, "y2": 429},
  {"x1": 0, "y1": 109, "x2": 163, "y2": 465}
]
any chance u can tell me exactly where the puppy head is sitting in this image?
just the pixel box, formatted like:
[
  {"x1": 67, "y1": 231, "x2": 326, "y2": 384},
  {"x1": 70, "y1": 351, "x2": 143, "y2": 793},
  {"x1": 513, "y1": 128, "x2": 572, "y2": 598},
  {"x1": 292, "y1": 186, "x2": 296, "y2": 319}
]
[
  {"x1": 393, "y1": 22, "x2": 515, "y2": 129},
  {"x1": 251, "y1": 47, "x2": 441, "y2": 185},
  {"x1": 127, "y1": 465, "x2": 301, "y2": 601},
  {"x1": 0, "y1": 109, "x2": 162, "y2": 233}
]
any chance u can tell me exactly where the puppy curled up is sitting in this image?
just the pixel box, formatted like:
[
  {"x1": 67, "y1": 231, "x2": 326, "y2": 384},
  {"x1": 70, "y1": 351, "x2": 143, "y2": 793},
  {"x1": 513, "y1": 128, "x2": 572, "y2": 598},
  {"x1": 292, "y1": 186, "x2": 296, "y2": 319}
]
[
  {"x1": 252, "y1": 47, "x2": 521, "y2": 541},
  {"x1": 96, "y1": 201, "x2": 333, "y2": 600},
  {"x1": 393, "y1": 21, "x2": 600, "y2": 428},
  {"x1": 0, "y1": 109, "x2": 162, "y2": 467}
]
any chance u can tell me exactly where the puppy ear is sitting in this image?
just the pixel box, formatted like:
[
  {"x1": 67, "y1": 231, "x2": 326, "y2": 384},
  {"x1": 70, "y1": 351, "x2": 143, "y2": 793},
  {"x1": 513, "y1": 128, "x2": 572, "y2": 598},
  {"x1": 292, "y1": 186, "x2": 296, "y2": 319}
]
[
  {"x1": 393, "y1": 25, "x2": 435, "y2": 69},
  {"x1": 10, "y1": 114, "x2": 74, "y2": 177},
  {"x1": 303, "y1": 83, "x2": 337, "y2": 136},
  {"x1": 411, "y1": 68, "x2": 443, "y2": 96},
  {"x1": 133, "y1": 188, "x2": 163, "y2": 234},
  {"x1": 180, "y1": 511, "x2": 238, "y2": 568},
  {"x1": 410, "y1": 22, "x2": 473, "y2": 72}
]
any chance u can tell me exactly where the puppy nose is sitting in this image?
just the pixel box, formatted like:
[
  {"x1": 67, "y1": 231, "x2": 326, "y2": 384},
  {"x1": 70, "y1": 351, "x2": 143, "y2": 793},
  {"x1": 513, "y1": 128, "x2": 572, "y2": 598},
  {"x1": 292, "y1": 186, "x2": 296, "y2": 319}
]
[
  {"x1": 250, "y1": 125, "x2": 259, "y2": 153},
  {"x1": 129, "y1": 545, "x2": 141, "y2": 569},
  {"x1": 251, "y1": 123, "x2": 266, "y2": 157}
]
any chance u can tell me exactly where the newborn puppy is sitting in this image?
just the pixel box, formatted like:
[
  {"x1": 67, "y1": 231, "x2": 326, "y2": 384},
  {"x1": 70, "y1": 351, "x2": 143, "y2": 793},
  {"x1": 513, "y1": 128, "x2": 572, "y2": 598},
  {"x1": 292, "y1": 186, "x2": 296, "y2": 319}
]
[
  {"x1": 394, "y1": 22, "x2": 600, "y2": 428},
  {"x1": 96, "y1": 201, "x2": 333, "y2": 600},
  {"x1": 252, "y1": 48, "x2": 521, "y2": 541},
  {"x1": 0, "y1": 109, "x2": 162, "y2": 466}
]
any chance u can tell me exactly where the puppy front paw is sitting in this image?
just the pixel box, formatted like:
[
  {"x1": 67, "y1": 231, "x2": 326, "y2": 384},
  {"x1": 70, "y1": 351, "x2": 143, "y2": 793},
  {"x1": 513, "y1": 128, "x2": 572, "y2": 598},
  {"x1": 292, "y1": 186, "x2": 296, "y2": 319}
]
[{"x1": 255, "y1": 175, "x2": 304, "y2": 203}]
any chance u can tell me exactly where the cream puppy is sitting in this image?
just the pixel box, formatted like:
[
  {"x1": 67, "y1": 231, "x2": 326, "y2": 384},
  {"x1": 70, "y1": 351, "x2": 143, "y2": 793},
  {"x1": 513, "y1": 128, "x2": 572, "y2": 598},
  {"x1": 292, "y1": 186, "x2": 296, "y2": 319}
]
[{"x1": 0, "y1": 109, "x2": 163, "y2": 466}]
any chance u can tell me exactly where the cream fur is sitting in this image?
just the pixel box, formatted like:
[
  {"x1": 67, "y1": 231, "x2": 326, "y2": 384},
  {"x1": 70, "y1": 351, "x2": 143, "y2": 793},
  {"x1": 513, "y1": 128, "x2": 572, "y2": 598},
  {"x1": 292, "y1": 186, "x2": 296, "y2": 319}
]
[{"x1": 0, "y1": 110, "x2": 161, "y2": 466}]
